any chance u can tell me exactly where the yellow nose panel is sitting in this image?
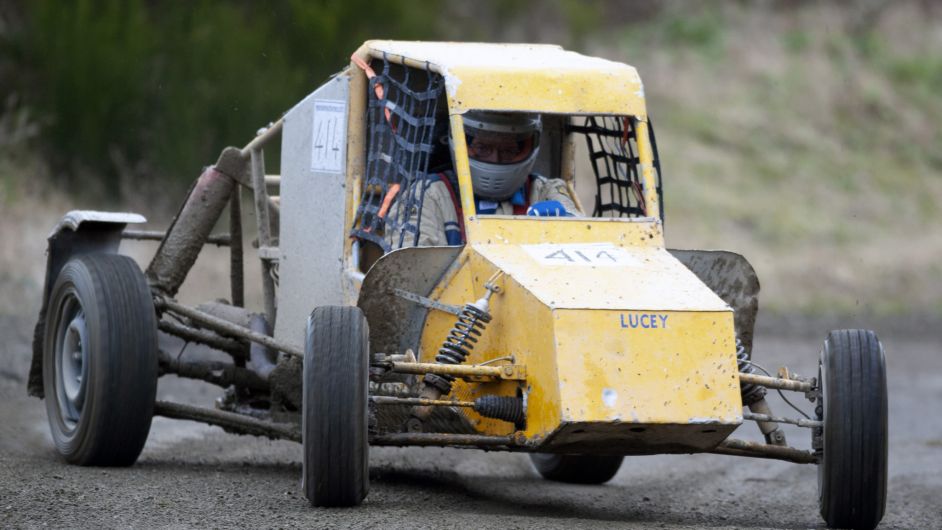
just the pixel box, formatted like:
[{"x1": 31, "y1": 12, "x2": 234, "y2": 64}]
[
  {"x1": 418, "y1": 220, "x2": 744, "y2": 452},
  {"x1": 552, "y1": 309, "x2": 742, "y2": 425}
]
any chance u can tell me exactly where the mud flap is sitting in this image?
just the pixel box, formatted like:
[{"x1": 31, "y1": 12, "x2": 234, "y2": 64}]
[
  {"x1": 356, "y1": 246, "x2": 479, "y2": 435},
  {"x1": 668, "y1": 249, "x2": 760, "y2": 354},
  {"x1": 357, "y1": 246, "x2": 463, "y2": 356},
  {"x1": 28, "y1": 211, "x2": 146, "y2": 398}
]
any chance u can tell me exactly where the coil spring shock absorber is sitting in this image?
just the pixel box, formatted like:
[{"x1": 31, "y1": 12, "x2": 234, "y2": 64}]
[
  {"x1": 423, "y1": 294, "x2": 494, "y2": 395},
  {"x1": 406, "y1": 274, "x2": 503, "y2": 433},
  {"x1": 736, "y1": 337, "x2": 787, "y2": 446},
  {"x1": 736, "y1": 338, "x2": 767, "y2": 406}
]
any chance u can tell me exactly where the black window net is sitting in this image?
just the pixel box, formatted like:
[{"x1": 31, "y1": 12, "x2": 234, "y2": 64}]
[
  {"x1": 569, "y1": 116, "x2": 663, "y2": 219},
  {"x1": 350, "y1": 56, "x2": 445, "y2": 252}
]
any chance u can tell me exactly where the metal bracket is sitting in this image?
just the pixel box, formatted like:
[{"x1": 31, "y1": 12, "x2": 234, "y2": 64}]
[
  {"x1": 392, "y1": 288, "x2": 462, "y2": 315},
  {"x1": 258, "y1": 246, "x2": 280, "y2": 261},
  {"x1": 495, "y1": 364, "x2": 527, "y2": 380}
]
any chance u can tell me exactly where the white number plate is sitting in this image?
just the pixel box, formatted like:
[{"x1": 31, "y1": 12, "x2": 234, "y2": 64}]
[
  {"x1": 523, "y1": 243, "x2": 640, "y2": 267},
  {"x1": 310, "y1": 99, "x2": 346, "y2": 173}
]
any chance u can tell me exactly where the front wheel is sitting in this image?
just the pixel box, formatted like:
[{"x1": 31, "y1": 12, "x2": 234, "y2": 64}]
[
  {"x1": 42, "y1": 254, "x2": 158, "y2": 466},
  {"x1": 302, "y1": 306, "x2": 370, "y2": 507},
  {"x1": 817, "y1": 329, "x2": 887, "y2": 530},
  {"x1": 530, "y1": 453, "x2": 623, "y2": 484}
]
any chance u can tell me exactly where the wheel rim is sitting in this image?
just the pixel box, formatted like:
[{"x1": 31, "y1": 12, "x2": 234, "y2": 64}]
[{"x1": 54, "y1": 291, "x2": 88, "y2": 431}]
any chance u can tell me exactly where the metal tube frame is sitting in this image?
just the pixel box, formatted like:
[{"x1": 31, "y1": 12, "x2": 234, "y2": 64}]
[
  {"x1": 157, "y1": 319, "x2": 247, "y2": 361},
  {"x1": 743, "y1": 411, "x2": 821, "y2": 429},
  {"x1": 370, "y1": 396, "x2": 475, "y2": 408},
  {"x1": 711, "y1": 438, "x2": 817, "y2": 465},
  {"x1": 240, "y1": 119, "x2": 283, "y2": 158},
  {"x1": 384, "y1": 361, "x2": 526, "y2": 381},
  {"x1": 229, "y1": 187, "x2": 244, "y2": 308},
  {"x1": 370, "y1": 433, "x2": 515, "y2": 448},
  {"x1": 151, "y1": 395, "x2": 822, "y2": 462},
  {"x1": 123, "y1": 230, "x2": 232, "y2": 247},
  {"x1": 739, "y1": 372, "x2": 814, "y2": 393},
  {"x1": 249, "y1": 145, "x2": 277, "y2": 326},
  {"x1": 156, "y1": 296, "x2": 302, "y2": 357},
  {"x1": 157, "y1": 350, "x2": 268, "y2": 391},
  {"x1": 154, "y1": 400, "x2": 299, "y2": 442}
]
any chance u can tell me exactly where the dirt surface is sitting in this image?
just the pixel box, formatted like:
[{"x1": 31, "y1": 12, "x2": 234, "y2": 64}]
[{"x1": 1, "y1": 313, "x2": 940, "y2": 529}]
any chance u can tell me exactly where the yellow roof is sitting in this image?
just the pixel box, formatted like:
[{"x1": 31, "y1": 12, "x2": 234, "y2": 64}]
[{"x1": 356, "y1": 40, "x2": 646, "y2": 116}]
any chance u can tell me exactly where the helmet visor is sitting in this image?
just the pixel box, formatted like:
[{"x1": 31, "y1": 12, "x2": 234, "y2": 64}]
[{"x1": 465, "y1": 130, "x2": 538, "y2": 165}]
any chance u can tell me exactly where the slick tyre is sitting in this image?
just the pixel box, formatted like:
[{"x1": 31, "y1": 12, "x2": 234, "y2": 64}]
[
  {"x1": 817, "y1": 329, "x2": 888, "y2": 530},
  {"x1": 42, "y1": 254, "x2": 158, "y2": 466},
  {"x1": 302, "y1": 306, "x2": 370, "y2": 507},
  {"x1": 530, "y1": 454, "x2": 623, "y2": 484}
]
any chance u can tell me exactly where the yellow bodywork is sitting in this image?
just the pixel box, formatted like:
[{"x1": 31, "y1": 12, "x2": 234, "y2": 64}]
[
  {"x1": 347, "y1": 41, "x2": 741, "y2": 453},
  {"x1": 355, "y1": 41, "x2": 646, "y2": 117},
  {"x1": 419, "y1": 218, "x2": 743, "y2": 453},
  {"x1": 344, "y1": 40, "x2": 661, "y2": 269}
]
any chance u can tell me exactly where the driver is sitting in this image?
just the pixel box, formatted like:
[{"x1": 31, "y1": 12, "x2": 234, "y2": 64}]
[{"x1": 387, "y1": 111, "x2": 581, "y2": 247}]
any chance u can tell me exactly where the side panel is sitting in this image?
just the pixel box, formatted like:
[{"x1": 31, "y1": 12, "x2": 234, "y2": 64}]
[{"x1": 274, "y1": 75, "x2": 350, "y2": 349}]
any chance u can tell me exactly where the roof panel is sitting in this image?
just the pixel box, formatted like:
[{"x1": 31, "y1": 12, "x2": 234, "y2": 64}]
[{"x1": 358, "y1": 40, "x2": 646, "y2": 116}]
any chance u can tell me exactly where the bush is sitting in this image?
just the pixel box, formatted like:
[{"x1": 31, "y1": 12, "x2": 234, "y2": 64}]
[{"x1": 9, "y1": 0, "x2": 442, "y2": 192}]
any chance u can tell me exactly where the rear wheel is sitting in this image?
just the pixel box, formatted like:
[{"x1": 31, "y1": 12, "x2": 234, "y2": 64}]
[
  {"x1": 817, "y1": 329, "x2": 887, "y2": 530},
  {"x1": 302, "y1": 306, "x2": 370, "y2": 507},
  {"x1": 42, "y1": 254, "x2": 158, "y2": 466},
  {"x1": 529, "y1": 453, "x2": 623, "y2": 484}
]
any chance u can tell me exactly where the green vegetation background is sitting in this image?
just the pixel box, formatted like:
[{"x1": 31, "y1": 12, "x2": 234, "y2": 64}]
[
  {"x1": 1, "y1": 1, "x2": 940, "y2": 317},
  {"x1": 1, "y1": 0, "x2": 445, "y2": 189}
]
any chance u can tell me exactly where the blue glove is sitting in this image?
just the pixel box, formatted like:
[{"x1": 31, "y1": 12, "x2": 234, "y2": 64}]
[{"x1": 527, "y1": 200, "x2": 572, "y2": 217}]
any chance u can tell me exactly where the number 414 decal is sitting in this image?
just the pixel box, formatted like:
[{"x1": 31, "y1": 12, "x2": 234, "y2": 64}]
[{"x1": 523, "y1": 243, "x2": 640, "y2": 267}]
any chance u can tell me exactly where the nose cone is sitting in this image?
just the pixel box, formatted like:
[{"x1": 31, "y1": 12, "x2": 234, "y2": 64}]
[{"x1": 468, "y1": 242, "x2": 743, "y2": 452}]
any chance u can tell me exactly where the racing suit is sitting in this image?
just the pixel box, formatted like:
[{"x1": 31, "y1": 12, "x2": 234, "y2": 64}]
[{"x1": 385, "y1": 171, "x2": 581, "y2": 248}]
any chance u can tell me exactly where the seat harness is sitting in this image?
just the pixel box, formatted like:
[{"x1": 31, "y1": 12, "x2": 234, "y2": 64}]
[{"x1": 436, "y1": 172, "x2": 531, "y2": 245}]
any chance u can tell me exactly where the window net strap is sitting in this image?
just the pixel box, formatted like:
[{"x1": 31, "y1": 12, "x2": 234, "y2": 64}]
[
  {"x1": 569, "y1": 116, "x2": 663, "y2": 219},
  {"x1": 350, "y1": 53, "x2": 445, "y2": 251}
]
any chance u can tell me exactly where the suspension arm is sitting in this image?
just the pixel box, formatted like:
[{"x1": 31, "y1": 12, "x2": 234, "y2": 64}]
[
  {"x1": 739, "y1": 372, "x2": 813, "y2": 393},
  {"x1": 382, "y1": 361, "x2": 526, "y2": 381},
  {"x1": 743, "y1": 411, "x2": 822, "y2": 428},
  {"x1": 155, "y1": 296, "x2": 302, "y2": 357},
  {"x1": 153, "y1": 401, "x2": 300, "y2": 442},
  {"x1": 711, "y1": 438, "x2": 817, "y2": 464}
]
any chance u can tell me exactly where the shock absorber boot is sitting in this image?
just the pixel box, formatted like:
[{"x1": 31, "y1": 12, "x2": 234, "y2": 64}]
[
  {"x1": 473, "y1": 396, "x2": 524, "y2": 425},
  {"x1": 423, "y1": 373, "x2": 453, "y2": 394}
]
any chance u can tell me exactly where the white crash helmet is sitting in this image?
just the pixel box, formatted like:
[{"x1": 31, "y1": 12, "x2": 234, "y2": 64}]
[{"x1": 454, "y1": 111, "x2": 542, "y2": 200}]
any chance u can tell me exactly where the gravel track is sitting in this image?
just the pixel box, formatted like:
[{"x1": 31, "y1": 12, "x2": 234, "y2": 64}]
[{"x1": 1, "y1": 314, "x2": 939, "y2": 529}]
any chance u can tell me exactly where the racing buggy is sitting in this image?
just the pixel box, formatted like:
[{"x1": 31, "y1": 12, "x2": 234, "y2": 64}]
[{"x1": 30, "y1": 41, "x2": 887, "y2": 529}]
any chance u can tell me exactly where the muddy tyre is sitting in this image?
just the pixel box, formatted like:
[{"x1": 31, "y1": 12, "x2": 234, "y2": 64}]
[
  {"x1": 530, "y1": 454, "x2": 623, "y2": 484},
  {"x1": 42, "y1": 254, "x2": 158, "y2": 466},
  {"x1": 817, "y1": 329, "x2": 887, "y2": 530},
  {"x1": 302, "y1": 306, "x2": 370, "y2": 507}
]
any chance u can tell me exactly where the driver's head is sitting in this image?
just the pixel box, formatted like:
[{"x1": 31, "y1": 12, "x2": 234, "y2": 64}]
[{"x1": 457, "y1": 111, "x2": 541, "y2": 200}]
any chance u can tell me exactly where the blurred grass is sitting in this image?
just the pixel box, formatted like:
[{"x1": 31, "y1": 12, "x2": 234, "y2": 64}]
[
  {"x1": 1, "y1": 1, "x2": 940, "y2": 318},
  {"x1": 594, "y1": 2, "x2": 942, "y2": 316}
]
